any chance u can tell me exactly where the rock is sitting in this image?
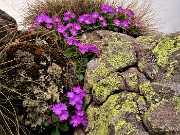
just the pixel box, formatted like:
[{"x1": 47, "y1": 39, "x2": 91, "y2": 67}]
[
  {"x1": 0, "y1": 9, "x2": 17, "y2": 46},
  {"x1": 84, "y1": 30, "x2": 180, "y2": 135},
  {"x1": 143, "y1": 102, "x2": 180, "y2": 134},
  {"x1": 86, "y1": 92, "x2": 149, "y2": 135},
  {"x1": 0, "y1": 31, "x2": 77, "y2": 133}
]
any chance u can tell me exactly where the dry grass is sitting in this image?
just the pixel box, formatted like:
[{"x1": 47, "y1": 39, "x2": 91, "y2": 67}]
[{"x1": 22, "y1": 0, "x2": 157, "y2": 35}]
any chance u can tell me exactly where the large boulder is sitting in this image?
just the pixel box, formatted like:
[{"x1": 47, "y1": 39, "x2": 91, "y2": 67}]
[{"x1": 83, "y1": 30, "x2": 180, "y2": 135}]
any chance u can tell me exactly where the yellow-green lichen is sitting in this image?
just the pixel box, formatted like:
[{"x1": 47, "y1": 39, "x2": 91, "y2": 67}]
[
  {"x1": 152, "y1": 37, "x2": 180, "y2": 68},
  {"x1": 87, "y1": 62, "x2": 114, "y2": 86},
  {"x1": 105, "y1": 38, "x2": 136, "y2": 69},
  {"x1": 115, "y1": 122, "x2": 135, "y2": 135},
  {"x1": 121, "y1": 93, "x2": 138, "y2": 113},
  {"x1": 137, "y1": 96, "x2": 146, "y2": 103},
  {"x1": 138, "y1": 36, "x2": 154, "y2": 43},
  {"x1": 86, "y1": 94, "x2": 120, "y2": 135},
  {"x1": 139, "y1": 82, "x2": 156, "y2": 102},
  {"x1": 113, "y1": 93, "x2": 139, "y2": 134},
  {"x1": 171, "y1": 96, "x2": 180, "y2": 112},
  {"x1": 92, "y1": 73, "x2": 123, "y2": 102},
  {"x1": 125, "y1": 73, "x2": 138, "y2": 89},
  {"x1": 166, "y1": 60, "x2": 178, "y2": 77}
]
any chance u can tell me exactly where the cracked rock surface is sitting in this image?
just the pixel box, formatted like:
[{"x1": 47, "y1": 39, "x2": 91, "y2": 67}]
[{"x1": 81, "y1": 30, "x2": 180, "y2": 135}]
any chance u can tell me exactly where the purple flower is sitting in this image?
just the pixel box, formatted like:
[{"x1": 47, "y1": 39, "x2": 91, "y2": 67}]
[
  {"x1": 73, "y1": 23, "x2": 81, "y2": 31},
  {"x1": 70, "y1": 28, "x2": 78, "y2": 36},
  {"x1": 78, "y1": 16, "x2": 85, "y2": 23},
  {"x1": 78, "y1": 44, "x2": 89, "y2": 54},
  {"x1": 70, "y1": 115, "x2": 81, "y2": 127},
  {"x1": 91, "y1": 12, "x2": 99, "y2": 19},
  {"x1": 66, "y1": 23, "x2": 73, "y2": 28},
  {"x1": 98, "y1": 16, "x2": 105, "y2": 21},
  {"x1": 75, "y1": 110, "x2": 84, "y2": 116},
  {"x1": 63, "y1": 11, "x2": 76, "y2": 21},
  {"x1": 69, "y1": 94, "x2": 81, "y2": 106},
  {"x1": 114, "y1": 19, "x2": 121, "y2": 26},
  {"x1": 101, "y1": 4, "x2": 116, "y2": 14},
  {"x1": 75, "y1": 101, "x2": 83, "y2": 110},
  {"x1": 78, "y1": 14, "x2": 93, "y2": 25},
  {"x1": 67, "y1": 92, "x2": 75, "y2": 98},
  {"x1": 125, "y1": 9, "x2": 135, "y2": 19},
  {"x1": 45, "y1": 23, "x2": 52, "y2": 29},
  {"x1": 137, "y1": 23, "x2": 142, "y2": 28},
  {"x1": 84, "y1": 18, "x2": 92, "y2": 25},
  {"x1": 51, "y1": 103, "x2": 67, "y2": 115},
  {"x1": 81, "y1": 117, "x2": 88, "y2": 126},
  {"x1": 86, "y1": 44, "x2": 99, "y2": 56},
  {"x1": 118, "y1": 6, "x2": 125, "y2": 13},
  {"x1": 121, "y1": 20, "x2": 132, "y2": 28},
  {"x1": 44, "y1": 16, "x2": 53, "y2": 24},
  {"x1": 65, "y1": 36, "x2": 80, "y2": 46},
  {"x1": 58, "y1": 110, "x2": 69, "y2": 120},
  {"x1": 81, "y1": 116, "x2": 88, "y2": 126},
  {"x1": 102, "y1": 21, "x2": 107, "y2": 27},
  {"x1": 33, "y1": 11, "x2": 47, "y2": 25},
  {"x1": 73, "y1": 86, "x2": 83, "y2": 94},
  {"x1": 57, "y1": 26, "x2": 67, "y2": 34}
]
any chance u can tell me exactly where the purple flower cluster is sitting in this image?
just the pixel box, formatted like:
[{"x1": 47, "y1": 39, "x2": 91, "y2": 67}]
[
  {"x1": 67, "y1": 86, "x2": 88, "y2": 127},
  {"x1": 101, "y1": 4, "x2": 116, "y2": 14},
  {"x1": 78, "y1": 12, "x2": 107, "y2": 27},
  {"x1": 51, "y1": 103, "x2": 69, "y2": 120},
  {"x1": 32, "y1": 11, "x2": 99, "y2": 56},
  {"x1": 63, "y1": 11, "x2": 76, "y2": 21},
  {"x1": 114, "y1": 19, "x2": 132, "y2": 28}
]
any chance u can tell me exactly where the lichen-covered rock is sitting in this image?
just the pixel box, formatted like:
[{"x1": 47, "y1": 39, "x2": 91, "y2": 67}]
[
  {"x1": 138, "y1": 32, "x2": 180, "y2": 95},
  {"x1": 143, "y1": 102, "x2": 180, "y2": 134},
  {"x1": 0, "y1": 31, "x2": 77, "y2": 133},
  {"x1": 86, "y1": 92, "x2": 149, "y2": 135},
  {"x1": 84, "y1": 31, "x2": 180, "y2": 135}
]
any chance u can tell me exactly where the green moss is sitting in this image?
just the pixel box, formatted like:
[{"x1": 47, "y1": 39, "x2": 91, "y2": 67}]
[
  {"x1": 105, "y1": 38, "x2": 136, "y2": 69},
  {"x1": 139, "y1": 82, "x2": 156, "y2": 102},
  {"x1": 152, "y1": 37, "x2": 180, "y2": 67},
  {"x1": 86, "y1": 94, "x2": 120, "y2": 135},
  {"x1": 93, "y1": 73, "x2": 123, "y2": 102}
]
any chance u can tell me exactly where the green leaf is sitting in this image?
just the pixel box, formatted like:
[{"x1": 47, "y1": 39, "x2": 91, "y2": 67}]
[
  {"x1": 79, "y1": 58, "x2": 88, "y2": 67},
  {"x1": 51, "y1": 128, "x2": 60, "y2": 135},
  {"x1": 75, "y1": 65, "x2": 85, "y2": 73},
  {"x1": 107, "y1": 14, "x2": 114, "y2": 20},
  {"x1": 77, "y1": 73, "x2": 84, "y2": 81},
  {"x1": 52, "y1": 113, "x2": 59, "y2": 122},
  {"x1": 59, "y1": 124, "x2": 69, "y2": 132},
  {"x1": 44, "y1": 121, "x2": 49, "y2": 127},
  {"x1": 63, "y1": 47, "x2": 77, "y2": 58},
  {"x1": 82, "y1": 104, "x2": 86, "y2": 111},
  {"x1": 113, "y1": 27, "x2": 119, "y2": 32}
]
